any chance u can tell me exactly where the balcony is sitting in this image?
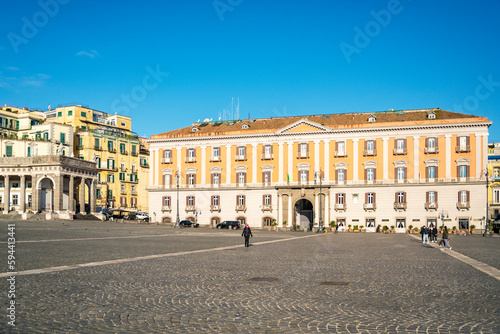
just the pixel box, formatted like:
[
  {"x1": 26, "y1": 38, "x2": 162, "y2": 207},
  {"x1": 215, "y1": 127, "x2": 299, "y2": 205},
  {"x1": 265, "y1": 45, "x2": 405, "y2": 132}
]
[
  {"x1": 297, "y1": 153, "x2": 309, "y2": 159},
  {"x1": 425, "y1": 202, "x2": 438, "y2": 210},
  {"x1": 210, "y1": 156, "x2": 221, "y2": 162},
  {"x1": 121, "y1": 190, "x2": 127, "y2": 195},
  {"x1": 455, "y1": 145, "x2": 471, "y2": 153},
  {"x1": 130, "y1": 204, "x2": 137, "y2": 209},
  {"x1": 424, "y1": 147, "x2": 439, "y2": 154},
  {"x1": 94, "y1": 145, "x2": 102, "y2": 151},
  {"x1": 261, "y1": 204, "x2": 272, "y2": 211},
  {"x1": 131, "y1": 190, "x2": 137, "y2": 195},
  {"x1": 457, "y1": 201, "x2": 470, "y2": 210},
  {"x1": 363, "y1": 149, "x2": 377, "y2": 157},
  {"x1": 185, "y1": 156, "x2": 197, "y2": 163},
  {"x1": 334, "y1": 151, "x2": 347, "y2": 158},
  {"x1": 393, "y1": 202, "x2": 407, "y2": 210},
  {"x1": 261, "y1": 154, "x2": 274, "y2": 160},
  {"x1": 120, "y1": 150, "x2": 128, "y2": 155},
  {"x1": 185, "y1": 205, "x2": 195, "y2": 212},
  {"x1": 131, "y1": 151, "x2": 138, "y2": 157},
  {"x1": 210, "y1": 205, "x2": 221, "y2": 212},
  {"x1": 393, "y1": 148, "x2": 407, "y2": 156},
  {"x1": 140, "y1": 162, "x2": 149, "y2": 168},
  {"x1": 363, "y1": 203, "x2": 376, "y2": 211},
  {"x1": 108, "y1": 147, "x2": 116, "y2": 153},
  {"x1": 235, "y1": 205, "x2": 247, "y2": 212},
  {"x1": 120, "y1": 203, "x2": 128, "y2": 208},
  {"x1": 234, "y1": 155, "x2": 246, "y2": 161},
  {"x1": 161, "y1": 158, "x2": 172, "y2": 164},
  {"x1": 77, "y1": 145, "x2": 84, "y2": 150},
  {"x1": 334, "y1": 203, "x2": 346, "y2": 211},
  {"x1": 161, "y1": 206, "x2": 172, "y2": 212}
]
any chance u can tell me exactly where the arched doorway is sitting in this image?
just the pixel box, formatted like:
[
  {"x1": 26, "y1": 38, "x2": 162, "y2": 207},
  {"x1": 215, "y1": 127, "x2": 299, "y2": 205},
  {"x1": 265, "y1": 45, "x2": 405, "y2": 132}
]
[
  {"x1": 295, "y1": 199, "x2": 313, "y2": 231},
  {"x1": 211, "y1": 217, "x2": 220, "y2": 228},
  {"x1": 237, "y1": 216, "x2": 246, "y2": 226},
  {"x1": 39, "y1": 178, "x2": 54, "y2": 212}
]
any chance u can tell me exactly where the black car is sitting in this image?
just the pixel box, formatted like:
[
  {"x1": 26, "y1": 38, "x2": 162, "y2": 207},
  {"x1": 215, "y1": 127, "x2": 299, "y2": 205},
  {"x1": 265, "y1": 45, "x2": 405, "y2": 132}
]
[
  {"x1": 179, "y1": 220, "x2": 199, "y2": 228},
  {"x1": 216, "y1": 221, "x2": 241, "y2": 229}
]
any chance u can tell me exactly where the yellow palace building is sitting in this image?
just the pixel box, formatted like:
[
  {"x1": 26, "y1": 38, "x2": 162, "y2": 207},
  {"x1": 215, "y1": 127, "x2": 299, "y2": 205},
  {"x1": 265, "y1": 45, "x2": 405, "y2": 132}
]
[
  {"x1": 148, "y1": 108, "x2": 491, "y2": 233},
  {"x1": 45, "y1": 105, "x2": 147, "y2": 212}
]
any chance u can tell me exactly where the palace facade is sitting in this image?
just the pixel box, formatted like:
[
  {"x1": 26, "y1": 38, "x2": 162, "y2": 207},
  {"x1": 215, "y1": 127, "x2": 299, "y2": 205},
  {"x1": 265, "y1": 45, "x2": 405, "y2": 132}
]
[{"x1": 148, "y1": 108, "x2": 491, "y2": 232}]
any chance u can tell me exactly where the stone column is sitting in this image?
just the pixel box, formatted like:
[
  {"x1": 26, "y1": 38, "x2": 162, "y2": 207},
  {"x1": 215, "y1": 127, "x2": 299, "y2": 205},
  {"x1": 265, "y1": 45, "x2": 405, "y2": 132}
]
[
  {"x1": 287, "y1": 194, "x2": 292, "y2": 228},
  {"x1": 79, "y1": 178, "x2": 86, "y2": 214},
  {"x1": 4, "y1": 175, "x2": 10, "y2": 213},
  {"x1": 20, "y1": 175, "x2": 26, "y2": 213},
  {"x1": 69, "y1": 176, "x2": 74, "y2": 213},
  {"x1": 353, "y1": 139, "x2": 359, "y2": 181},
  {"x1": 383, "y1": 137, "x2": 389, "y2": 181},
  {"x1": 225, "y1": 145, "x2": 231, "y2": 184},
  {"x1": 201, "y1": 146, "x2": 206, "y2": 185},
  {"x1": 252, "y1": 143, "x2": 257, "y2": 185},
  {"x1": 413, "y1": 136, "x2": 420, "y2": 181},
  {"x1": 278, "y1": 142, "x2": 284, "y2": 183},
  {"x1": 90, "y1": 179, "x2": 96, "y2": 213},
  {"x1": 314, "y1": 193, "x2": 319, "y2": 226},
  {"x1": 277, "y1": 194, "x2": 281, "y2": 226},
  {"x1": 54, "y1": 175, "x2": 64, "y2": 212},
  {"x1": 32, "y1": 175, "x2": 39, "y2": 212},
  {"x1": 324, "y1": 193, "x2": 329, "y2": 228}
]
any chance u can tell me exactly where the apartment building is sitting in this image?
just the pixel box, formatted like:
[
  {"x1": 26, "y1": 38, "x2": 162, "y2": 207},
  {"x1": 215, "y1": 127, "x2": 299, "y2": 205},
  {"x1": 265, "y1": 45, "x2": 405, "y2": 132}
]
[
  {"x1": 46, "y1": 105, "x2": 142, "y2": 211},
  {"x1": 148, "y1": 108, "x2": 491, "y2": 232},
  {"x1": 487, "y1": 143, "x2": 500, "y2": 223}
]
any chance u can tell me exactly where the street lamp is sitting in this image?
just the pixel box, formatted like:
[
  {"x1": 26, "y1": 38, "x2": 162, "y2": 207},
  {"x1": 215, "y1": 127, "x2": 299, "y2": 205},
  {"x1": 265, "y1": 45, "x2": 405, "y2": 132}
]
[
  {"x1": 316, "y1": 170, "x2": 324, "y2": 232},
  {"x1": 175, "y1": 169, "x2": 182, "y2": 227},
  {"x1": 484, "y1": 168, "x2": 490, "y2": 236},
  {"x1": 439, "y1": 209, "x2": 448, "y2": 230},
  {"x1": 195, "y1": 208, "x2": 201, "y2": 224}
]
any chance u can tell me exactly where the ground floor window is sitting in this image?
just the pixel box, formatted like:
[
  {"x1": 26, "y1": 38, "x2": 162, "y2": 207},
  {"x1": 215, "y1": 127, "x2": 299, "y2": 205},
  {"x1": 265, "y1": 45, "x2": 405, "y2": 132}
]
[
  {"x1": 458, "y1": 218, "x2": 469, "y2": 230},
  {"x1": 427, "y1": 218, "x2": 437, "y2": 227},
  {"x1": 263, "y1": 217, "x2": 273, "y2": 227},
  {"x1": 162, "y1": 217, "x2": 171, "y2": 224},
  {"x1": 336, "y1": 218, "x2": 346, "y2": 227},
  {"x1": 366, "y1": 218, "x2": 375, "y2": 227},
  {"x1": 237, "y1": 216, "x2": 246, "y2": 225},
  {"x1": 12, "y1": 194, "x2": 18, "y2": 205},
  {"x1": 211, "y1": 217, "x2": 220, "y2": 227},
  {"x1": 396, "y1": 218, "x2": 406, "y2": 228}
]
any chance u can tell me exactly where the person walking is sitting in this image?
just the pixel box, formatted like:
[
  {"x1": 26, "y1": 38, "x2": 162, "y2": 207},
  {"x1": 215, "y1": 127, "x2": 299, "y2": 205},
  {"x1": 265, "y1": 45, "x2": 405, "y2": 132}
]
[
  {"x1": 420, "y1": 225, "x2": 426, "y2": 242},
  {"x1": 241, "y1": 224, "x2": 253, "y2": 247},
  {"x1": 441, "y1": 226, "x2": 452, "y2": 250},
  {"x1": 432, "y1": 225, "x2": 438, "y2": 243},
  {"x1": 422, "y1": 225, "x2": 430, "y2": 244}
]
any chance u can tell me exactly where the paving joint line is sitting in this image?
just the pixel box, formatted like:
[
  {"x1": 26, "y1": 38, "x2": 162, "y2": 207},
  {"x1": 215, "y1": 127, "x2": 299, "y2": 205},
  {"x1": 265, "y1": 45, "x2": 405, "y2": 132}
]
[
  {"x1": 409, "y1": 234, "x2": 500, "y2": 281},
  {"x1": 0, "y1": 233, "x2": 322, "y2": 278}
]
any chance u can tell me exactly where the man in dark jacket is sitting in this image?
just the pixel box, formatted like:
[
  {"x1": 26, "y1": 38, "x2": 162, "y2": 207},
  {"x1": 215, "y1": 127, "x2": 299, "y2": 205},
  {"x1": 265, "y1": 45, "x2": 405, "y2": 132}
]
[{"x1": 242, "y1": 224, "x2": 253, "y2": 247}]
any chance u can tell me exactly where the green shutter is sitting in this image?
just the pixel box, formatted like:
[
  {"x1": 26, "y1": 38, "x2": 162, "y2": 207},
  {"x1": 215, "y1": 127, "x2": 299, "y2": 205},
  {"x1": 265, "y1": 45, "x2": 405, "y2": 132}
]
[
  {"x1": 27, "y1": 147, "x2": 31, "y2": 157},
  {"x1": 68, "y1": 110, "x2": 73, "y2": 116},
  {"x1": 6, "y1": 145, "x2": 12, "y2": 157},
  {"x1": 60, "y1": 133, "x2": 65, "y2": 144}
]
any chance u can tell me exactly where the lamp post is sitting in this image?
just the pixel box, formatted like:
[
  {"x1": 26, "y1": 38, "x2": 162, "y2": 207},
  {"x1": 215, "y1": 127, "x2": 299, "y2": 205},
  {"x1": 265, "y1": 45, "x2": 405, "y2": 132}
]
[
  {"x1": 484, "y1": 168, "x2": 490, "y2": 236},
  {"x1": 175, "y1": 169, "x2": 181, "y2": 227},
  {"x1": 439, "y1": 209, "x2": 448, "y2": 230},
  {"x1": 195, "y1": 208, "x2": 201, "y2": 225},
  {"x1": 317, "y1": 170, "x2": 324, "y2": 233}
]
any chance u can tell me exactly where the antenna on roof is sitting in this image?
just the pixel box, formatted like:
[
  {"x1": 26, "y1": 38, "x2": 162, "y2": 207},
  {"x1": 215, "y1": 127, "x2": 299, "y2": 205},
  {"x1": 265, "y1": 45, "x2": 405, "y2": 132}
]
[{"x1": 236, "y1": 97, "x2": 239, "y2": 120}]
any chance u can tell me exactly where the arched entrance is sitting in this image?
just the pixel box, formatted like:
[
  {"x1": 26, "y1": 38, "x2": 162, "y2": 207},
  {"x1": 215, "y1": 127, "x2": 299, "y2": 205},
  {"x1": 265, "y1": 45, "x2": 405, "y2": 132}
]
[
  {"x1": 39, "y1": 178, "x2": 54, "y2": 212},
  {"x1": 295, "y1": 199, "x2": 313, "y2": 231},
  {"x1": 211, "y1": 217, "x2": 220, "y2": 228}
]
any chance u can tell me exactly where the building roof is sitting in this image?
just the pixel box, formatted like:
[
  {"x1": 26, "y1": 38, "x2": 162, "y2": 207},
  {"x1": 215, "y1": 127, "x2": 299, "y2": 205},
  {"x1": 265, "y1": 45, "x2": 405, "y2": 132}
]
[{"x1": 150, "y1": 108, "x2": 489, "y2": 139}]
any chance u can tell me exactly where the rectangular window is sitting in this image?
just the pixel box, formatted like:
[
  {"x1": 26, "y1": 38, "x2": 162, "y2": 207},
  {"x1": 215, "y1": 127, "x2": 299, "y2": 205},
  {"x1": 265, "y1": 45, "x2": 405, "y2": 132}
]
[
  {"x1": 131, "y1": 164, "x2": 136, "y2": 173},
  {"x1": 108, "y1": 141, "x2": 114, "y2": 151},
  {"x1": 188, "y1": 148, "x2": 195, "y2": 158},
  {"x1": 119, "y1": 173, "x2": 125, "y2": 181},
  {"x1": 459, "y1": 165, "x2": 467, "y2": 178},
  {"x1": 57, "y1": 111, "x2": 62, "y2": 117},
  {"x1": 366, "y1": 140, "x2": 374, "y2": 151},
  {"x1": 338, "y1": 193, "x2": 345, "y2": 204},
  {"x1": 366, "y1": 218, "x2": 375, "y2": 228},
  {"x1": 338, "y1": 169, "x2": 345, "y2": 181},
  {"x1": 300, "y1": 170, "x2": 308, "y2": 182},
  {"x1": 428, "y1": 166, "x2": 436, "y2": 179},
  {"x1": 188, "y1": 174, "x2": 195, "y2": 185},
  {"x1": 212, "y1": 196, "x2": 219, "y2": 206},
  {"x1": 460, "y1": 190, "x2": 468, "y2": 203},
  {"x1": 68, "y1": 110, "x2": 73, "y2": 116},
  {"x1": 81, "y1": 112, "x2": 87, "y2": 118},
  {"x1": 27, "y1": 146, "x2": 31, "y2": 157},
  {"x1": 493, "y1": 189, "x2": 500, "y2": 204},
  {"x1": 428, "y1": 137, "x2": 435, "y2": 149},
  {"x1": 163, "y1": 196, "x2": 171, "y2": 207},
  {"x1": 95, "y1": 138, "x2": 100, "y2": 149},
  {"x1": 238, "y1": 172, "x2": 245, "y2": 184},
  {"x1": 429, "y1": 191, "x2": 436, "y2": 203},
  {"x1": 397, "y1": 192, "x2": 405, "y2": 203},
  {"x1": 131, "y1": 145, "x2": 136, "y2": 155},
  {"x1": 187, "y1": 196, "x2": 195, "y2": 206},
  {"x1": 238, "y1": 195, "x2": 245, "y2": 206},
  {"x1": 165, "y1": 149, "x2": 171, "y2": 159},
  {"x1": 397, "y1": 167, "x2": 405, "y2": 180},
  {"x1": 337, "y1": 141, "x2": 345, "y2": 155},
  {"x1": 397, "y1": 139, "x2": 404, "y2": 150},
  {"x1": 60, "y1": 133, "x2": 65, "y2": 144},
  {"x1": 367, "y1": 193, "x2": 374, "y2": 204},
  {"x1": 300, "y1": 143, "x2": 307, "y2": 157},
  {"x1": 212, "y1": 173, "x2": 220, "y2": 185},
  {"x1": 264, "y1": 194, "x2": 271, "y2": 205},
  {"x1": 43, "y1": 132, "x2": 49, "y2": 141},
  {"x1": 6, "y1": 145, "x2": 12, "y2": 157},
  {"x1": 12, "y1": 194, "x2": 18, "y2": 205},
  {"x1": 213, "y1": 147, "x2": 219, "y2": 157},
  {"x1": 120, "y1": 143, "x2": 126, "y2": 154},
  {"x1": 367, "y1": 168, "x2": 374, "y2": 181}
]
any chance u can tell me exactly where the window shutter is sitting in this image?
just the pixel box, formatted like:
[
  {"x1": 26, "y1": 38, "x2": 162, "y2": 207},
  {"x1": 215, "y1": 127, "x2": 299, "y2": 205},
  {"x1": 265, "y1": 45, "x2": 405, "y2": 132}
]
[
  {"x1": 403, "y1": 192, "x2": 407, "y2": 202},
  {"x1": 193, "y1": 174, "x2": 197, "y2": 184},
  {"x1": 364, "y1": 169, "x2": 367, "y2": 182},
  {"x1": 435, "y1": 192, "x2": 438, "y2": 203},
  {"x1": 395, "y1": 192, "x2": 398, "y2": 202},
  {"x1": 457, "y1": 165, "x2": 460, "y2": 178},
  {"x1": 394, "y1": 167, "x2": 398, "y2": 180},
  {"x1": 211, "y1": 174, "x2": 214, "y2": 184},
  {"x1": 404, "y1": 139, "x2": 407, "y2": 150},
  {"x1": 467, "y1": 190, "x2": 470, "y2": 201},
  {"x1": 211, "y1": 196, "x2": 214, "y2": 205},
  {"x1": 394, "y1": 139, "x2": 397, "y2": 149},
  {"x1": 186, "y1": 197, "x2": 189, "y2": 206},
  {"x1": 162, "y1": 196, "x2": 165, "y2": 205},
  {"x1": 297, "y1": 143, "x2": 301, "y2": 156},
  {"x1": 243, "y1": 195, "x2": 246, "y2": 205},
  {"x1": 365, "y1": 193, "x2": 368, "y2": 203},
  {"x1": 466, "y1": 166, "x2": 470, "y2": 177},
  {"x1": 344, "y1": 169, "x2": 347, "y2": 181},
  {"x1": 458, "y1": 191, "x2": 461, "y2": 202},
  {"x1": 306, "y1": 171, "x2": 309, "y2": 182},
  {"x1": 186, "y1": 148, "x2": 189, "y2": 159},
  {"x1": 270, "y1": 145, "x2": 273, "y2": 154},
  {"x1": 336, "y1": 193, "x2": 339, "y2": 203},
  {"x1": 425, "y1": 138, "x2": 429, "y2": 149},
  {"x1": 262, "y1": 195, "x2": 265, "y2": 205},
  {"x1": 373, "y1": 193, "x2": 376, "y2": 203},
  {"x1": 374, "y1": 168, "x2": 377, "y2": 181},
  {"x1": 306, "y1": 143, "x2": 309, "y2": 157},
  {"x1": 244, "y1": 173, "x2": 247, "y2": 184},
  {"x1": 466, "y1": 136, "x2": 470, "y2": 147},
  {"x1": 298, "y1": 170, "x2": 301, "y2": 183},
  {"x1": 404, "y1": 167, "x2": 407, "y2": 180},
  {"x1": 335, "y1": 141, "x2": 339, "y2": 152},
  {"x1": 364, "y1": 140, "x2": 367, "y2": 151},
  {"x1": 456, "y1": 136, "x2": 460, "y2": 147},
  {"x1": 262, "y1": 172, "x2": 265, "y2": 184},
  {"x1": 435, "y1": 137, "x2": 439, "y2": 150},
  {"x1": 335, "y1": 169, "x2": 338, "y2": 182},
  {"x1": 373, "y1": 140, "x2": 377, "y2": 150},
  {"x1": 192, "y1": 196, "x2": 195, "y2": 206},
  {"x1": 269, "y1": 196, "x2": 272, "y2": 205},
  {"x1": 426, "y1": 192, "x2": 429, "y2": 202}
]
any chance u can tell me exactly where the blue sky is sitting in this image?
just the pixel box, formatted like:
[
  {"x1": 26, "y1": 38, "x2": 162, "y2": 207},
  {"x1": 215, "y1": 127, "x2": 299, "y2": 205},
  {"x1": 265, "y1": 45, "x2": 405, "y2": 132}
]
[{"x1": 1, "y1": 0, "x2": 499, "y2": 140}]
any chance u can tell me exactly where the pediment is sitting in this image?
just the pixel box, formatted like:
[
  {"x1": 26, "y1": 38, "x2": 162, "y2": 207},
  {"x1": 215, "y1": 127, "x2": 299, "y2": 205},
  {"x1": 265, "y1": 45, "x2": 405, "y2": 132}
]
[{"x1": 276, "y1": 119, "x2": 332, "y2": 134}]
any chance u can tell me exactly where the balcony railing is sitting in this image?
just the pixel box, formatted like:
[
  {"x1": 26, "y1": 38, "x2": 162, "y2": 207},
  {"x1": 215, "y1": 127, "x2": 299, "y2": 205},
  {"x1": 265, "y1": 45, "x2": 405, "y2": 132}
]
[
  {"x1": 94, "y1": 145, "x2": 102, "y2": 151},
  {"x1": 210, "y1": 156, "x2": 221, "y2": 162},
  {"x1": 261, "y1": 154, "x2": 274, "y2": 160},
  {"x1": 424, "y1": 147, "x2": 439, "y2": 154},
  {"x1": 162, "y1": 158, "x2": 172, "y2": 164},
  {"x1": 185, "y1": 156, "x2": 197, "y2": 163},
  {"x1": 393, "y1": 202, "x2": 407, "y2": 210},
  {"x1": 235, "y1": 205, "x2": 246, "y2": 212},
  {"x1": 185, "y1": 205, "x2": 195, "y2": 212},
  {"x1": 393, "y1": 148, "x2": 407, "y2": 155},
  {"x1": 455, "y1": 145, "x2": 471, "y2": 153},
  {"x1": 363, "y1": 149, "x2": 377, "y2": 157},
  {"x1": 120, "y1": 150, "x2": 128, "y2": 155},
  {"x1": 334, "y1": 151, "x2": 347, "y2": 158},
  {"x1": 457, "y1": 201, "x2": 470, "y2": 209},
  {"x1": 108, "y1": 147, "x2": 116, "y2": 153},
  {"x1": 161, "y1": 206, "x2": 171, "y2": 212},
  {"x1": 131, "y1": 151, "x2": 138, "y2": 156},
  {"x1": 210, "y1": 205, "x2": 221, "y2": 212},
  {"x1": 131, "y1": 190, "x2": 137, "y2": 195},
  {"x1": 425, "y1": 202, "x2": 438, "y2": 210},
  {"x1": 297, "y1": 153, "x2": 309, "y2": 159},
  {"x1": 363, "y1": 203, "x2": 376, "y2": 211},
  {"x1": 334, "y1": 203, "x2": 346, "y2": 211},
  {"x1": 261, "y1": 204, "x2": 272, "y2": 211},
  {"x1": 234, "y1": 155, "x2": 246, "y2": 161}
]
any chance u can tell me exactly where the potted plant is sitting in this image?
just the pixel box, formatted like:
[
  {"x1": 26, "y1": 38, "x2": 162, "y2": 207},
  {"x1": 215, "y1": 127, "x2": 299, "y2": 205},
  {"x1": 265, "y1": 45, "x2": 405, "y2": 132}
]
[
  {"x1": 452, "y1": 226, "x2": 457, "y2": 234},
  {"x1": 408, "y1": 225, "x2": 413, "y2": 233},
  {"x1": 390, "y1": 225, "x2": 395, "y2": 233},
  {"x1": 383, "y1": 226, "x2": 388, "y2": 233},
  {"x1": 348, "y1": 224, "x2": 352, "y2": 232},
  {"x1": 470, "y1": 224, "x2": 475, "y2": 234},
  {"x1": 353, "y1": 225, "x2": 359, "y2": 232},
  {"x1": 329, "y1": 221, "x2": 335, "y2": 231},
  {"x1": 272, "y1": 220, "x2": 277, "y2": 230},
  {"x1": 359, "y1": 226, "x2": 364, "y2": 232},
  {"x1": 414, "y1": 227, "x2": 419, "y2": 233},
  {"x1": 297, "y1": 224, "x2": 300, "y2": 231}
]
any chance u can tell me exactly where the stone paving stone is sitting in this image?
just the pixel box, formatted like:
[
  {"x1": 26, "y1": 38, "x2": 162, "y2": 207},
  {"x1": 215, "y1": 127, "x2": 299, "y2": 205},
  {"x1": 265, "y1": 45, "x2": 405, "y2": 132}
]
[{"x1": 0, "y1": 220, "x2": 498, "y2": 333}]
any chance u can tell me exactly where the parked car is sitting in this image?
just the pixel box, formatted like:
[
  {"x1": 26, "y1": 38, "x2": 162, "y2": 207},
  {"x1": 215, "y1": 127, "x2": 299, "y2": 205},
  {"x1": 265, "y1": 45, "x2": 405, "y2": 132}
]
[
  {"x1": 179, "y1": 220, "x2": 199, "y2": 228},
  {"x1": 216, "y1": 221, "x2": 241, "y2": 229},
  {"x1": 135, "y1": 212, "x2": 149, "y2": 222}
]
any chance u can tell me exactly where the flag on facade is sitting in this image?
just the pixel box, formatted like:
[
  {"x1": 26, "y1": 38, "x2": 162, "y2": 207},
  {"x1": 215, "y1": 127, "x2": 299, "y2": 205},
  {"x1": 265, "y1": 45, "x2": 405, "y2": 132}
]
[{"x1": 287, "y1": 173, "x2": 289, "y2": 184}]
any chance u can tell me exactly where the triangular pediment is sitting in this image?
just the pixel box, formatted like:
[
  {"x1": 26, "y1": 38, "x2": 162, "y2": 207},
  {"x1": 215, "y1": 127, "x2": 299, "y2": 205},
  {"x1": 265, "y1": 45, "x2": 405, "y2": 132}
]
[{"x1": 276, "y1": 119, "x2": 332, "y2": 134}]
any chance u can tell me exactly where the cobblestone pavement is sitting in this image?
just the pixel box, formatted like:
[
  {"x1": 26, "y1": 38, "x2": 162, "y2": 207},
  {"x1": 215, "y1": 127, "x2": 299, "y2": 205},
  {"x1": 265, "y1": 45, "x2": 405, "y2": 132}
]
[{"x1": 0, "y1": 220, "x2": 499, "y2": 333}]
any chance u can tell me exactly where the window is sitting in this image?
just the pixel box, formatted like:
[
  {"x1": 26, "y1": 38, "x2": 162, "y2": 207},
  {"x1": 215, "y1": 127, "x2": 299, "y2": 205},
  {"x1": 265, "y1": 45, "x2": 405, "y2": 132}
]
[
  {"x1": 336, "y1": 141, "x2": 345, "y2": 156},
  {"x1": 131, "y1": 145, "x2": 136, "y2": 155},
  {"x1": 188, "y1": 148, "x2": 195, "y2": 158},
  {"x1": 428, "y1": 166, "x2": 436, "y2": 179},
  {"x1": 108, "y1": 141, "x2": 114, "y2": 152},
  {"x1": 6, "y1": 145, "x2": 12, "y2": 157},
  {"x1": 188, "y1": 173, "x2": 195, "y2": 185},
  {"x1": 300, "y1": 170, "x2": 308, "y2": 183},
  {"x1": 397, "y1": 167, "x2": 406, "y2": 181},
  {"x1": 107, "y1": 174, "x2": 114, "y2": 183},
  {"x1": 12, "y1": 194, "x2": 18, "y2": 205},
  {"x1": 397, "y1": 192, "x2": 405, "y2": 203},
  {"x1": 81, "y1": 112, "x2": 87, "y2": 117},
  {"x1": 60, "y1": 133, "x2": 65, "y2": 144},
  {"x1": 213, "y1": 147, "x2": 219, "y2": 157},
  {"x1": 163, "y1": 174, "x2": 171, "y2": 186},
  {"x1": 300, "y1": 143, "x2": 308, "y2": 158},
  {"x1": 121, "y1": 184, "x2": 126, "y2": 193},
  {"x1": 95, "y1": 138, "x2": 100, "y2": 149},
  {"x1": 263, "y1": 145, "x2": 272, "y2": 159},
  {"x1": 459, "y1": 165, "x2": 468, "y2": 178},
  {"x1": 367, "y1": 168, "x2": 374, "y2": 181},
  {"x1": 121, "y1": 122, "x2": 125, "y2": 127},
  {"x1": 397, "y1": 139, "x2": 404, "y2": 150},
  {"x1": 107, "y1": 159, "x2": 115, "y2": 170},
  {"x1": 27, "y1": 146, "x2": 31, "y2": 157},
  {"x1": 263, "y1": 194, "x2": 271, "y2": 205},
  {"x1": 187, "y1": 196, "x2": 195, "y2": 206},
  {"x1": 68, "y1": 110, "x2": 72, "y2": 116},
  {"x1": 493, "y1": 189, "x2": 500, "y2": 204},
  {"x1": 121, "y1": 162, "x2": 126, "y2": 172},
  {"x1": 238, "y1": 146, "x2": 245, "y2": 156},
  {"x1": 238, "y1": 172, "x2": 246, "y2": 184},
  {"x1": 428, "y1": 191, "x2": 436, "y2": 203},
  {"x1": 367, "y1": 193, "x2": 374, "y2": 204},
  {"x1": 165, "y1": 149, "x2": 171, "y2": 159},
  {"x1": 212, "y1": 195, "x2": 219, "y2": 206},
  {"x1": 119, "y1": 173, "x2": 125, "y2": 181},
  {"x1": 237, "y1": 195, "x2": 245, "y2": 206},
  {"x1": 212, "y1": 173, "x2": 220, "y2": 185},
  {"x1": 262, "y1": 171, "x2": 270, "y2": 183},
  {"x1": 366, "y1": 218, "x2": 375, "y2": 227},
  {"x1": 43, "y1": 132, "x2": 49, "y2": 141},
  {"x1": 396, "y1": 218, "x2": 406, "y2": 228},
  {"x1": 78, "y1": 137, "x2": 83, "y2": 148},
  {"x1": 338, "y1": 169, "x2": 345, "y2": 182},
  {"x1": 459, "y1": 190, "x2": 468, "y2": 203},
  {"x1": 428, "y1": 137, "x2": 435, "y2": 149},
  {"x1": 120, "y1": 143, "x2": 126, "y2": 154},
  {"x1": 57, "y1": 111, "x2": 62, "y2": 117},
  {"x1": 163, "y1": 196, "x2": 171, "y2": 207},
  {"x1": 425, "y1": 137, "x2": 439, "y2": 154},
  {"x1": 337, "y1": 193, "x2": 345, "y2": 204}
]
